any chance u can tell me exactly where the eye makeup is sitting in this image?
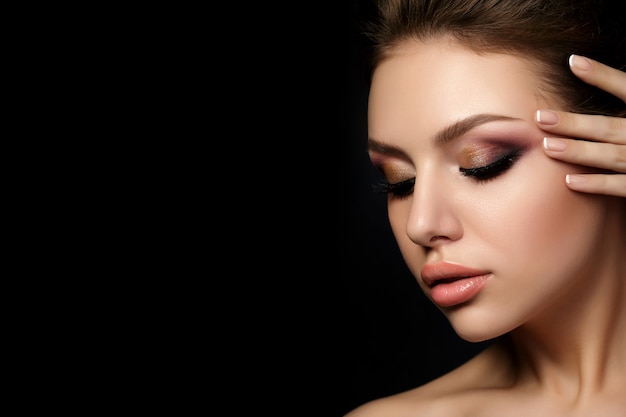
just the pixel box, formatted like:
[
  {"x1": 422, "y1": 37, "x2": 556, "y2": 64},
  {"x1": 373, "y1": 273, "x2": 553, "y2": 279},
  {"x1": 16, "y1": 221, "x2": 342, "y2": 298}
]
[
  {"x1": 372, "y1": 177, "x2": 415, "y2": 197},
  {"x1": 458, "y1": 142, "x2": 526, "y2": 182},
  {"x1": 368, "y1": 119, "x2": 536, "y2": 195},
  {"x1": 370, "y1": 157, "x2": 416, "y2": 198},
  {"x1": 460, "y1": 149, "x2": 523, "y2": 181}
]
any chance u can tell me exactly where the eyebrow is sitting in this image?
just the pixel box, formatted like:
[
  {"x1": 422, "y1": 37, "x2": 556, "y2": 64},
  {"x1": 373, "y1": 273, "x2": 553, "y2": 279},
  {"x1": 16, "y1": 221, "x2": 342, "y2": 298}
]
[{"x1": 368, "y1": 113, "x2": 522, "y2": 154}]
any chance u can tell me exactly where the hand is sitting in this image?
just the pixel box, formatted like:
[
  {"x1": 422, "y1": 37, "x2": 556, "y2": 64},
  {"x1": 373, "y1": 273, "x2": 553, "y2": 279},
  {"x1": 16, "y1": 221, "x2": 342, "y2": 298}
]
[{"x1": 535, "y1": 55, "x2": 625, "y2": 197}]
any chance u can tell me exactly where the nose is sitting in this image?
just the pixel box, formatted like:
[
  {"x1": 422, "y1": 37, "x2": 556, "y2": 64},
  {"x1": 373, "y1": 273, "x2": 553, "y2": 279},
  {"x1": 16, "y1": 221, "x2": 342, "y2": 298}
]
[{"x1": 405, "y1": 173, "x2": 463, "y2": 248}]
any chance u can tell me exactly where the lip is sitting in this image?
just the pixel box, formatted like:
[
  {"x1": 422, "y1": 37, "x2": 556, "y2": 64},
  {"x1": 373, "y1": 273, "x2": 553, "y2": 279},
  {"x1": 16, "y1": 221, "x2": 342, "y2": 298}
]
[
  {"x1": 421, "y1": 262, "x2": 490, "y2": 287},
  {"x1": 421, "y1": 262, "x2": 492, "y2": 308}
]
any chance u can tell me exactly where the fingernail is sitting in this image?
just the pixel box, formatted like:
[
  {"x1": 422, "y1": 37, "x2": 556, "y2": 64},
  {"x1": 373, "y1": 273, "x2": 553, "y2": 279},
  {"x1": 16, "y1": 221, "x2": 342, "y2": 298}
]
[
  {"x1": 543, "y1": 137, "x2": 567, "y2": 151},
  {"x1": 569, "y1": 54, "x2": 592, "y2": 71},
  {"x1": 536, "y1": 110, "x2": 559, "y2": 125},
  {"x1": 566, "y1": 174, "x2": 587, "y2": 186}
]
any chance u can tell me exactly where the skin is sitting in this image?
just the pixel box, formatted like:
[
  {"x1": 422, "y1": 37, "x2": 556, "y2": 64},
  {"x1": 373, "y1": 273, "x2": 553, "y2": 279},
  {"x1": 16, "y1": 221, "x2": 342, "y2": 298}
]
[{"x1": 345, "y1": 39, "x2": 626, "y2": 417}]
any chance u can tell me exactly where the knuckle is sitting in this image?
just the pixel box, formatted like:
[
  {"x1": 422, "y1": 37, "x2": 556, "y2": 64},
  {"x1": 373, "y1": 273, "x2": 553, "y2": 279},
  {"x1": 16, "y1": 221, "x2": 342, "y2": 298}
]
[
  {"x1": 607, "y1": 117, "x2": 626, "y2": 137},
  {"x1": 616, "y1": 146, "x2": 626, "y2": 171},
  {"x1": 561, "y1": 112, "x2": 577, "y2": 129}
]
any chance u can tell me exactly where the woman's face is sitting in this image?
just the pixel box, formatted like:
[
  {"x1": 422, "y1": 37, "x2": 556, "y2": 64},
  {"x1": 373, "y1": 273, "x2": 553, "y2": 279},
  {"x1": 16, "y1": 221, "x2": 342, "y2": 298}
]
[{"x1": 368, "y1": 40, "x2": 614, "y2": 342}]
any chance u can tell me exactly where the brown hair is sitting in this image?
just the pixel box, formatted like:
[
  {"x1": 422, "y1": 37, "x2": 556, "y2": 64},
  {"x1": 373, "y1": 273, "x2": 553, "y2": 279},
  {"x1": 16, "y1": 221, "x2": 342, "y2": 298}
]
[{"x1": 359, "y1": 0, "x2": 626, "y2": 116}]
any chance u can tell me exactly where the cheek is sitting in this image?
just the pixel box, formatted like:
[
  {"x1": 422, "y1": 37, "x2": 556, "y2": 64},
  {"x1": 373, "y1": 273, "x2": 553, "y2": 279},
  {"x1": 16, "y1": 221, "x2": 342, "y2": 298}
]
[
  {"x1": 465, "y1": 151, "x2": 599, "y2": 270},
  {"x1": 487, "y1": 183, "x2": 576, "y2": 250},
  {"x1": 468, "y1": 175, "x2": 610, "y2": 328}
]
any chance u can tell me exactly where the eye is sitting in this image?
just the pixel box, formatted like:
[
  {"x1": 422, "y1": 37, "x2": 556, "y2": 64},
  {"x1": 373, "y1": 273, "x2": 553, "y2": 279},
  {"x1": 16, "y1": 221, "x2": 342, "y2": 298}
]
[
  {"x1": 372, "y1": 177, "x2": 415, "y2": 198},
  {"x1": 460, "y1": 150, "x2": 522, "y2": 182}
]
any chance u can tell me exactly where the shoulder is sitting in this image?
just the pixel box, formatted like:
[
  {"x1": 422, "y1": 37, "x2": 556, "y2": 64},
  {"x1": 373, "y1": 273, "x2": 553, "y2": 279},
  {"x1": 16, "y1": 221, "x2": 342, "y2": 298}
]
[
  {"x1": 344, "y1": 342, "x2": 515, "y2": 417},
  {"x1": 343, "y1": 390, "x2": 460, "y2": 417}
]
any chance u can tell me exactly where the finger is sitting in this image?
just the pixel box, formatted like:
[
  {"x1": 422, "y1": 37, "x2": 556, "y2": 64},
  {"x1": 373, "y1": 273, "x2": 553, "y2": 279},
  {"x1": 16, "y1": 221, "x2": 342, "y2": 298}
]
[
  {"x1": 536, "y1": 109, "x2": 626, "y2": 144},
  {"x1": 568, "y1": 55, "x2": 626, "y2": 102},
  {"x1": 565, "y1": 173, "x2": 626, "y2": 197},
  {"x1": 543, "y1": 137, "x2": 626, "y2": 173}
]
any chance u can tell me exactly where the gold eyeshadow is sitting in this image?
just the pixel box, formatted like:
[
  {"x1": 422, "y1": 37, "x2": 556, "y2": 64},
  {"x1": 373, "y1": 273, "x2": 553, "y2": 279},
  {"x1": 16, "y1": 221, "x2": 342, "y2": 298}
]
[
  {"x1": 459, "y1": 145, "x2": 493, "y2": 167},
  {"x1": 379, "y1": 163, "x2": 414, "y2": 184},
  {"x1": 459, "y1": 143, "x2": 520, "y2": 168}
]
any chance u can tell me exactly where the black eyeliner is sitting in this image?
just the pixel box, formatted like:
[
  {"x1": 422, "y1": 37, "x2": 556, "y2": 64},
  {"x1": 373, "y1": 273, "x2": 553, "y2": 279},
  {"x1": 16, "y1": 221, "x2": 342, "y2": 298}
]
[
  {"x1": 372, "y1": 177, "x2": 415, "y2": 196},
  {"x1": 460, "y1": 150, "x2": 522, "y2": 181}
]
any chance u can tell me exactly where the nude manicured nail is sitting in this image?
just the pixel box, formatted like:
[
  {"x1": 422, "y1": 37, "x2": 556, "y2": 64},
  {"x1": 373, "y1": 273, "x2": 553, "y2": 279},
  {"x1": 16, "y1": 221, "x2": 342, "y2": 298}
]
[
  {"x1": 569, "y1": 54, "x2": 592, "y2": 71},
  {"x1": 566, "y1": 174, "x2": 587, "y2": 186},
  {"x1": 543, "y1": 137, "x2": 567, "y2": 151},
  {"x1": 536, "y1": 110, "x2": 559, "y2": 125}
]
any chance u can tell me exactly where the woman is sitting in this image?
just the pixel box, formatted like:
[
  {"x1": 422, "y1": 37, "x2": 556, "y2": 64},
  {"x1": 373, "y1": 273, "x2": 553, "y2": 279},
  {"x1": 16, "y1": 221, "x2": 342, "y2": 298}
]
[{"x1": 345, "y1": 0, "x2": 625, "y2": 415}]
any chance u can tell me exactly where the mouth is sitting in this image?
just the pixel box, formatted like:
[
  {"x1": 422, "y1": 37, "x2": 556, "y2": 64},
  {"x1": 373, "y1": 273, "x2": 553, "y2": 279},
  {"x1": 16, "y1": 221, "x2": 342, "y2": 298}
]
[
  {"x1": 420, "y1": 262, "x2": 492, "y2": 307},
  {"x1": 429, "y1": 276, "x2": 472, "y2": 285},
  {"x1": 421, "y1": 261, "x2": 491, "y2": 287}
]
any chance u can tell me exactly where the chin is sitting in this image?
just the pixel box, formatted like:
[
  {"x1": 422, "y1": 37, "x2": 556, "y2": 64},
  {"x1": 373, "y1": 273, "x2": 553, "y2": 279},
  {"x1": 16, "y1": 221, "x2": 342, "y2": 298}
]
[
  {"x1": 449, "y1": 317, "x2": 511, "y2": 343},
  {"x1": 455, "y1": 330, "x2": 498, "y2": 343}
]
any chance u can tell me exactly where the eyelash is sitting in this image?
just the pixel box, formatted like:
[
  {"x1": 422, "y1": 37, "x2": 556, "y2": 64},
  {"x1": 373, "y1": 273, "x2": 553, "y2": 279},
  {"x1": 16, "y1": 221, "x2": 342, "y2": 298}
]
[
  {"x1": 459, "y1": 150, "x2": 522, "y2": 181},
  {"x1": 373, "y1": 150, "x2": 522, "y2": 197},
  {"x1": 373, "y1": 177, "x2": 415, "y2": 198}
]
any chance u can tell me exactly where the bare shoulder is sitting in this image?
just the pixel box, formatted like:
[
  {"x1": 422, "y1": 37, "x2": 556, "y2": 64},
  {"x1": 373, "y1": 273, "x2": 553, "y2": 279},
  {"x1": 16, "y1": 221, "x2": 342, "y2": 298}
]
[
  {"x1": 342, "y1": 389, "x2": 460, "y2": 417},
  {"x1": 344, "y1": 343, "x2": 514, "y2": 417},
  {"x1": 342, "y1": 395, "x2": 441, "y2": 417}
]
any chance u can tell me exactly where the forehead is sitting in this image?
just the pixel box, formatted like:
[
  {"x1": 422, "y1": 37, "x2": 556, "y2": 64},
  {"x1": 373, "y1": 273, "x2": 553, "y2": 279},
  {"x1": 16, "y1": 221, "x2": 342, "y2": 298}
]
[{"x1": 368, "y1": 40, "x2": 550, "y2": 142}]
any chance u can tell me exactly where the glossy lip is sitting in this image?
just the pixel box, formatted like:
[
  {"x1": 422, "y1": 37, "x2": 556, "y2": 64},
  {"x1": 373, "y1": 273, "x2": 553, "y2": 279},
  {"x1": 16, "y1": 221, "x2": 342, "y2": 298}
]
[
  {"x1": 421, "y1": 262, "x2": 492, "y2": 308},
  {"x1": 421, "y1": 261, "x2": 491, "y2": 287}
]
